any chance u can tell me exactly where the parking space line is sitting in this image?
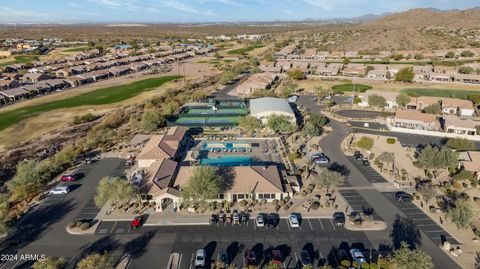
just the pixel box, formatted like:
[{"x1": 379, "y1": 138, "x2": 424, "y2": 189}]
[
  {"x1": 318, "y1": 219, "x2": 324, "y2": 230},
  {"x1": 110, "y1": 221, "x2": 118, "y2": 234},
  {"x1": 178, "y1": 252, "x2": 183, "y2": 269},
  {"x1": 189, "y1": 252, "x2": 194, "y2": 269},
  {"x1": 286, "y1": 219, "x2": 291, "y2": 231},
  {"x1": 307, "y1": 219, "x2": 314, "y2": 231},
  {"x1": 329, "y1": 219, "x2": 336, "y2": 230}
]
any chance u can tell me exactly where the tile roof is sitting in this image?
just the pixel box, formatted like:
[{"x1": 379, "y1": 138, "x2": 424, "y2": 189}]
[{"x1": 395, "y1": 109, "x2": 437, "y2": 123}]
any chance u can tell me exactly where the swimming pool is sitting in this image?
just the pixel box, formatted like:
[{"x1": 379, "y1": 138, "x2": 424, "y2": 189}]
[{"x1": 200, "y1": 155, "x2": 252, "y2": 166}]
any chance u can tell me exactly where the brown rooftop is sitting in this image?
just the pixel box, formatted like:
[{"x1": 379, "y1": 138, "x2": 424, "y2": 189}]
[{"x1": 395, "y1": 109, "x2": 437, "y2": 123}]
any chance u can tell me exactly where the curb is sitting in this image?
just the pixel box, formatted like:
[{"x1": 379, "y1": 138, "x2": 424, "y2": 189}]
[{"x1": 344, "y1": 221, "x2": 387, "y2": 231}]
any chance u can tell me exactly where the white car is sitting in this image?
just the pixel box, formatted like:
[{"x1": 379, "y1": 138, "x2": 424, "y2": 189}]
[
  {"x1": 288, "y1": 214, "x2": 300, "y2": 228},
  {"x1": 255, "y1": 215, "x2": 265, "y2": 227},
  {"x1": 349, "y1": 249, "x2": 366, "y2": 264},
  {"x1": 287, "y1": 95, "x2": 298, "y2": 103},
  {"x1": 195, "y1": 249, "x2": 206, "y2": 267},
  {"x1": 49, "y1": 186, "x2": 70, "y2": 195}
]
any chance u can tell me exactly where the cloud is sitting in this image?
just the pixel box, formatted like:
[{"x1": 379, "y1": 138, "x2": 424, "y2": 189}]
[
  {"x1": 161, "y1": 0, "x2": 216, "y2": 15},
  {"x1": 0, "y1": 6, "x2": 60, "y2": 22},
  {"x1": 68, "y1": 2, "x2": 78, "y2": 8},
  {"x1": 87, "y1": 0, "x2": 140, "y2": 11},
  {"x1": 303, "y1": 0, "x2": 370, "y2": 10}
]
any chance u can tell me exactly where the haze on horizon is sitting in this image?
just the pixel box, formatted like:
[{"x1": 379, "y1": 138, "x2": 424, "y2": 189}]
[{"x1": 1, "y1": 0, "x2": 479, "y2": 24}]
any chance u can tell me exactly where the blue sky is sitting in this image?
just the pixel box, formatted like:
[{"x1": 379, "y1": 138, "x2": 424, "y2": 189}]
[{"x1": 0, "y1": 0, "x2": 479, "y2": 23}]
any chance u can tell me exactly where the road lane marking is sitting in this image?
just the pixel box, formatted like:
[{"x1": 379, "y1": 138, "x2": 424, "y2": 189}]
[
  {"x1": 110, "y1": 221, "x2": 118, "y2": 234},
  {"x1": 329, "y1": 219, "x2": 336, "y2": 230},
  {"x1": 318, "y1": 219, "x2": 325, "y2": 230},
  {"x1": 307, "y1": 219, "x2": 314, "y2": 231}
]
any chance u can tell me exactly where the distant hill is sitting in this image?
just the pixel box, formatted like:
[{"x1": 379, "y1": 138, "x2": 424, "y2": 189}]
[{"x1": 325, "y1": 8, "x2": 480, "y2": 51}]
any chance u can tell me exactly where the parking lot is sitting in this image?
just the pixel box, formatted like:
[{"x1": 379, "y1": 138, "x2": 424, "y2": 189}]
[
  {"x1": 383, "y1": 192, "x2": 459, "y2": 245},
  {"x1": 346, "y1": 156, "x2": 387, "y2": 184},
  {"x1": 339, "y1": 190, "x2": 381, "y2": 221}
]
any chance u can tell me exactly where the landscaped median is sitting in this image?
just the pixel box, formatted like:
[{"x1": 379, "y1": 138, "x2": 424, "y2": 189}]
[{"x1": 0, "y1": 75, "x2": 181, "y2": 132}]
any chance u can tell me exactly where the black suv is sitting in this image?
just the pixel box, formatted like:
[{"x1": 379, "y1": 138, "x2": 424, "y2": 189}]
[{"x1": 395, "y1": 191, "x2": 413, "y2": 202}]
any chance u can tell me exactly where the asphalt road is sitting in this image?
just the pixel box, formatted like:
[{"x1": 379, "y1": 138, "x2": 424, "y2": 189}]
[
  {"x1": 335, "y1": 110, "x2": 385, "y2": 119},
  {"x1": 298, "y1": 95, "x2": 461, "y2": 269}
]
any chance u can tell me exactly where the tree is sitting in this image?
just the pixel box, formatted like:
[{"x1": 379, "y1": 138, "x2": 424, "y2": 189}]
[
  {"x1": 0, "y1": 195, "x2": 10, "y2": 234},
  {"x1": 32, "y1": 257, "x2": 66, "y2": 269},
  {"x1": 7, "y1": 160, "x2": 43, "y2": 201},
  {"x1": 414, "y1": 53, "x2": 424, "y2": 60},
  {"x1": 417, "y1": 145, "x2": 458, "y2": 171},
  {"x1": 447, "y1": 199, "x2": 474, "y2": 230},
  {"x1": 353, "y1": 96, "x2": 362, "y2": 104},
  {"x1": 368, "y1": 95, "x2": 387, "y2": 108},
  {"x1": 238, "y1": 116, "x2": 262, "y2": 134},
  {"x1": 267, "y1": 115, "x2": 296, "y2": 133},
  {"x1": 342, "y1": 57, "x2": 350, "y2": 65},
  {"x1": 357, "y1": 136, "x2": 374, "y2": 151},
  {"x1": 76, "y1": 253, "x2": 114, "y2": 269},
  {"x1": 460, "y1": 50, "x2": 475, "y2": 58},
  {"x1": 417, "y1": 183, "x2": 437, "y2": 203},
  {"x1": 423, "y1": 103, "x2": 441, "y2": 114},
  {"x1": 312, "y1": 167, "x2": 346, "y2": 190},
  {"x1": 264, "y1": 53, "x2": 274, "y2": 62},
  {"x1": 459, "y1": 66, "x2": 474, "y2": 74},
  {"x1": 446, "y1": 138, "x2": 475, "y2": 151},
  {"x1": 181, "y1": 166, "x2": 222, "y2": 203},
  {"x1": 140, "y1": 110, "x2": 165, "y2": 132},
  {"x1": 314, "y1": 85, "x2": 332, "y2": 99},
  {"x1": 396, "y1": 93, "x2": 411, "y2": 107},
  {"x1": 395, "y1": 67, "x2": 414, "y2": 82},
  {"x1": 302, "y1": 114, "x2": 327, "y2": 137},
  {"x1": 445, "y1": 51, "x2": 455, "y2": 59},
  {"x1": 94, "y1": 177, "x2": 139, "y2": 208},
  {"x1": 467, "y1": 94, "x2": 480, "y2": 105},
  {"x1": 390, "y1": 242, "x2": 433, "y2": 269},
  {"x1": 286, "y1": 69, "x2": 305, "y2": 80}
]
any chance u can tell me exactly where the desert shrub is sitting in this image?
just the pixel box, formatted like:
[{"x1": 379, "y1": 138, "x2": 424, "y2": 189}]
[
  {"x1": 272, "y1": 199, "x2": 279, "y2": 206},
  {"x1": 68, "y1": 222, "x2": 76, "y2": 229},
  {"x1": 386, "y1": 138, "x2": 396, "y2": 144},
  {"x1": 80, "y1": 222, "x2": 90, "y2": 230},
  {"x1": 238, "y1": 200, "x2": 247, "y2": 207},
  {"x1": 341, "y1": 260, "x2": 351, "y2": 267},
  {"x1": 282, "y1": 196, "x2": 291, "y2": 203},
  {"x1": 76, "y1": 221, "x2": 83, "y2": 228},
  {"x1": 278, "y1": 200, "x2": 286, "y2": 207},
  {"x1": 310, "y1": 202, "x2": 320, "y2": 210}
]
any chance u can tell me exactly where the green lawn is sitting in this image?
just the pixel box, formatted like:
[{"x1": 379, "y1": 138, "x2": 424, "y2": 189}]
[
  {"x1": 0, "y1": 76, "x2": 180, "y2": 132},
  {"x1": 227, "y1": 44, "x2": 264, "y2": 55},
  {"x1": 331, "y1": 84, "x2": 373, "y2": 93},
  {"x1": 63, "y1": 47, "x2": 92, "y2": 52},
  {"x1": 0, "y1": 55, "x2": 39, "y2": 66},
  {"x1": 401, "y1": 88, "x2": 480, "y2": 99}
]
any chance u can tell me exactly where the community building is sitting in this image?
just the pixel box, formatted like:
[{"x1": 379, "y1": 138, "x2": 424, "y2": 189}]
[{"x1": 249, "y1": 97, "x2": 296, "y2": 124}]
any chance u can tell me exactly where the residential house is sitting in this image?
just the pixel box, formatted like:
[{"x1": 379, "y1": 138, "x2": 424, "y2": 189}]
[
  {"x1": 329, "y1": 51, "x2": 344, "y2": 59},
  {"x1": 441, "y1": 98, "x2": 475, "y2": 117},
  {"x1": 301, "y1": 49, "x2": 317, "y2": 60},
  {"x1": 342, "y1": 64, "x2": 367, "y2": 77},
  {"x1": 407, "y1": 96, "x2": 441, "y2": 110},
  {"x1": 413, "y1": 65, "x2": 433, "y2": 81},
  {"x1": 109, "y1": 66, "x2": 132, "y2": 77},
  {"x1": 0, "y1": 79, "x2": 20, "y2": 90},
  {"x1": 358, "y1": 90, "x2": 399, "y2": 109},
  {"x1": 392, "y1": 109, "x2": 439, "y2": 131},
  {"x1": 367, "y1": 69, "x2": 388, "y2": 80},
  {"x1": 21, "y1": 72, "x2": 51, "y2": 83},
  {"x1": 0, "y1": 87, "x2": 29, "y2": 101},
  {"x1": 429, "y1": 72, "x2": 453, "y2": 82},
  {"x1": 235, "y1": 73, "x2": 278, "y2": 96},
  {"x1": 454, "y1": 74, "x2": 480, "y2": 84},
  {"x1": 344, "y1": 51, "x2": 358, "y2": 59},
  {"x1": 442, "y1": 115, "x2": 478, "y2": 136}
]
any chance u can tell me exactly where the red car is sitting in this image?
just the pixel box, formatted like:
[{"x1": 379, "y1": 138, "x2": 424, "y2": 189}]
[
  {"x1": 131, "y1": 216, "x2": 142, "y2": 229},
  {"x1": 271, "y1": 250, "x2": 282, "y2": 265},
  {"x1": 60, "y1": 174, "x2": 78, "y2": 181}
]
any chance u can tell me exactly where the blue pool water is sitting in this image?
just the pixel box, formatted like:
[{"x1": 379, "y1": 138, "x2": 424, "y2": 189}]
[{"x1": 200, "y1": 155, "x2": 252, "y2": 166}]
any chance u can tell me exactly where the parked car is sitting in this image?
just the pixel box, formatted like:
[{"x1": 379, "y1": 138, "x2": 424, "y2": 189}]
[
  {"x1": 395, "y1": 191, "x2": 413, "y2": 202},
  {"x1": 362, "y1": 159, "x2": 370, "y2": 166},
  {"x1": 220, "y1": 250, "x2": 229, "y2": 266},
  {"x1": 245, "y1": 250, "x2": 257, "y2": 266},
  {"x1": 271, "y1": 250, "x2": 282, "y2": 265},
  {"x1": 219, "y1": 213, "x2": 226, "y2": 223},
  {"x1": 299, "y1": 250, "x2": 312, "y2": 267},
  {"x1": 267, "y1": 214, "x2": 276, "y2": 229},
  {"x1": 233, "y1": 213, "x2": 240, "y2": 225},
  {"x1": 311, "y1": 152, "x2": 325, "y2": 159},
  {"x1": 255, "y1": 214, "x2": 265, "y2": 227},
  {"x1": 49, "y1": 186, "x2": 70, "y2": 195},
  {"x1": 288, "y1": 214, "x2": 300, "y2": 228},
  {"x1": 346, "y1": 96, "x2": 354, "y2": 102},
  {"x1": 287, "y1": 95, "x2": 298, "y2": 103},
  {"x1": 195, "y1": 249, "x2": 206, "y2": 268},
  {"x1": 313, "y1": 156, "x2": 329, "y2": 165},
  {"x1": 210, "y1": 214, "x2": 219, "y2": 224},
  {"x1": 333, "y1": 212, "x2": 345, "y2": 226},
  {"x1": 354, "y1": 151, "x2": 363, "y2": 160},
  {"x1": 349, "y1": 248, "x2": 366, "y2": 264},
  {"x1": 130, "y1": 216, "x2": 143, "y2": 229},
  {"x1": 60, "y1": 174, "x2": 78, "y2": 181},
  {"x1": 240, "y1": 213, "x2": 248, "y2": 223}
]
